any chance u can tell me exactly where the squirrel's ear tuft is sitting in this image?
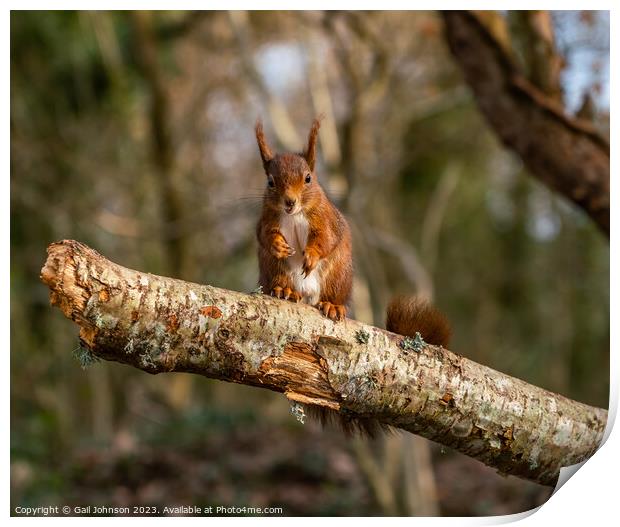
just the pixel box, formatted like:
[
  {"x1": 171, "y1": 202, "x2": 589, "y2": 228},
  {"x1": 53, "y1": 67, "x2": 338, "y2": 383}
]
[
  {"x1": 255, "y1": 119, "x2": 274, "y2": 171},
  {"x1": 304, "y1": 117, "x2": 322, "y2": 171}
]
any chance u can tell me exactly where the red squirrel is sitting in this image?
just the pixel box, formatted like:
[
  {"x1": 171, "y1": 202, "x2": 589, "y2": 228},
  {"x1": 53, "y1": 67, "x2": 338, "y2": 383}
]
[
  {"x1": 254, "y1": 118, "x2": 451, "y2": 434},
  {"x1": 255, "y1": 118, "x2": 352, "y2": 321}
]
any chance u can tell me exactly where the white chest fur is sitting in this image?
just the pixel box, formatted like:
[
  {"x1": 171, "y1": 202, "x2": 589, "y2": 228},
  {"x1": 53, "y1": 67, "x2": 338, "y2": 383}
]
[{"x1": 279, "y1": 212, "x2": 321, "y2": 305}]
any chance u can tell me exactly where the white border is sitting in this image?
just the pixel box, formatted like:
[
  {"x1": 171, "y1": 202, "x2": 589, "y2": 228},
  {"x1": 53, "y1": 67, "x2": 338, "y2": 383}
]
[{"x1": 4, "y1": 3, "x2": 616, "y2": 525}]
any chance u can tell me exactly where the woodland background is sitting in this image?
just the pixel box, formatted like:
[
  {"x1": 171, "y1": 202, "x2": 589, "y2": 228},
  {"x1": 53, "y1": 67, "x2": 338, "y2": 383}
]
[{"x1": 10, "y1": 10, "x2": 609, "y2": 516}]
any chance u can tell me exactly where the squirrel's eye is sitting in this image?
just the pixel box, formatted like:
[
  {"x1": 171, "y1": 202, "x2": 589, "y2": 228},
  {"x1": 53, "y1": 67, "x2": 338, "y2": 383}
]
[
  {"x1": 304, "y1": 174, "x2": 311, "y2": 184},
  {"x1": 267, "y1": 177, "x2": 275, "y2": 188}
]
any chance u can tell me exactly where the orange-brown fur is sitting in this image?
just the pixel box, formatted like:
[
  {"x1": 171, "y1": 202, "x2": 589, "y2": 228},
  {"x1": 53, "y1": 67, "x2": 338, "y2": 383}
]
[
  {"x1": 254, "y1": 118, "x2": 451, "y2": 436},
  {"x1": 386, "y1": 295, "x2": 451, "y2": 348},
  {"x1": 255, "y1": 119, "x2": 352, "y2": 321}
]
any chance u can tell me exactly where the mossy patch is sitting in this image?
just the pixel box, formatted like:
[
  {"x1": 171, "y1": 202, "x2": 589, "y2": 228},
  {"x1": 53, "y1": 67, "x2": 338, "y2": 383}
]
[
  {"x1": 72, "y1": 342, "x2": 100, "y2": 369},
  {"x1": 354, "y1": 329, "x2": 370, "y2": 344},
  {"x1": 290, "y1": 402, "x2": 306, "y2": 424},
  {"x1": 400, "y1": 331, "x2": 426, "y2": 353}
]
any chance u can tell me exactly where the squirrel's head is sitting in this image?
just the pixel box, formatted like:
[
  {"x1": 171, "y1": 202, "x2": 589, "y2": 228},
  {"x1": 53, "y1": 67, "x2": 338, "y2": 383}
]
[{"x1": 255, "y1": 118, "x2": 322, "y2": 215}]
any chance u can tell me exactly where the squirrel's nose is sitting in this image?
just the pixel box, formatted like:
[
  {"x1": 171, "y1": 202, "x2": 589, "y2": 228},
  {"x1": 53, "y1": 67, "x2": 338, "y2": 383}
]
[{"x1": 285, "y1": 198, "x2": 296, "y2": 208}]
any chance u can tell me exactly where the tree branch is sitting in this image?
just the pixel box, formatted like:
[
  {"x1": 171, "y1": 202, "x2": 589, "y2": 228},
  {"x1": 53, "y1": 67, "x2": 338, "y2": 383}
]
[
  {"x1": 40, "y1": 240, "x2": 607, "y2": 487},
  {"x1": 442, "y1": 11, "x2": 609, "y2": 237},
  {"x1": 507, "y1": 11, "x2": 564, "y2": 101}
]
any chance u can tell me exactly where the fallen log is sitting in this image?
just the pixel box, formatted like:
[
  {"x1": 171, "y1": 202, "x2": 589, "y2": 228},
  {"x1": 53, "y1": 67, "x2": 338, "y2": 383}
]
[{"x1": 40, "y1": 240, "x2": 607, "y2": 486}]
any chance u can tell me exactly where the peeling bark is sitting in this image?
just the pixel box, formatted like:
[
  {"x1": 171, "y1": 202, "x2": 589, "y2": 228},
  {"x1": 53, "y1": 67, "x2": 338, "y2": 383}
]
[
  {"x1": 40, "y1": 240, "x2": 607, "y2": 486},
  {"x1": 442, "y1": 11, "x2": 610, "y2": 237}
]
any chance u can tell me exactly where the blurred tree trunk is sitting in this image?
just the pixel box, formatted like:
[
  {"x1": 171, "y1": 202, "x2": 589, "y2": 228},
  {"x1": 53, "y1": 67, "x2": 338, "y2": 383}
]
[
  {"x1": 131, "y1": 11, "x2": 187, "y2": 277},
  {"x1": 41, "y1": 240, "x2": 607, "y2": 487},
  {"x1": 228, "y1": 10, "x2": 302, "y2": 151},
  {"x1": 131, "y1": 11, "x2": 193, "y2": 410},
  {"x1": 442, "y1": 11, "x2": 609, "y2": 237},
  {"x1": 506, "y1": 11, "x2": 570, "y2": 396}
]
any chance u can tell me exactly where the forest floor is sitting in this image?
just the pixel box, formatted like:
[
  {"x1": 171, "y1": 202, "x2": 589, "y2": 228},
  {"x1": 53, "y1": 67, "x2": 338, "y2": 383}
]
[{"x1": 11, "y1": 412, "x2": 552, "y2": 517}]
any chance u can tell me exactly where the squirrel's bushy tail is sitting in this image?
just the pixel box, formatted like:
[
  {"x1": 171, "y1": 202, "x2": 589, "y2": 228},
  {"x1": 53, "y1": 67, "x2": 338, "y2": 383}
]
[
  {"x1": 304, "y1": 405, "x2": 391, "y2": 438},
  {"x1": 386, "y1": 295, "x2": 451, "y2": 347}
]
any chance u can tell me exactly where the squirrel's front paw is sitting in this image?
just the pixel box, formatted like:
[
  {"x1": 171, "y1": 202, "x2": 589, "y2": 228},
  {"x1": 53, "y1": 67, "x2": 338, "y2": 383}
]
[
  {"x1": 317, "y1": 301, "x2": 346, "y2": 321},
  {"x1": 270, "y1": 234, "x2": 295, "y2": 259},
  {"x1": 302, "y1": 247, "x2": 320, "y2": 277}
]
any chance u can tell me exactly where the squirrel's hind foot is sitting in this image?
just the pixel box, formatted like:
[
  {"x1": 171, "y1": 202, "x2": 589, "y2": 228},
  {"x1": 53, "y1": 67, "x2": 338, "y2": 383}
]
[
  {"x1": 271, "y1": 286, "x2": 301, "y2": 303},
  {"x1": 317, "y1": 301, "x2": 346, "y2": 321}
]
